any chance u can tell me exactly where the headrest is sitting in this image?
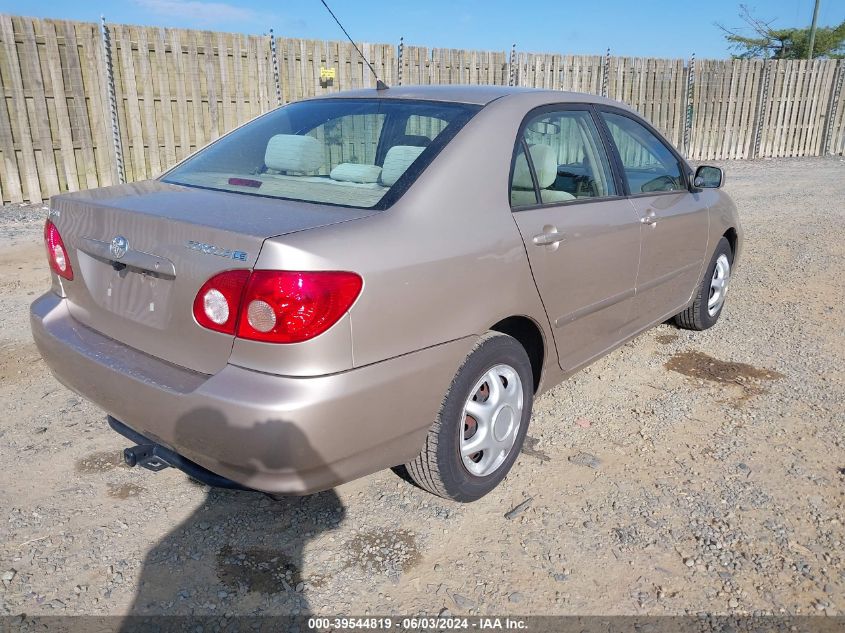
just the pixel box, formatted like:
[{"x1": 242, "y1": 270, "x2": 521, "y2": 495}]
[
  {"x1": 381, "y1": 145, "x2": 426, "y2": 187},
  {"x1": 395, "y1": 134, "x2": 431, "y2": 147},
  {"x1": 512, "y1": 144, "x2": 558, "y2": 189},
  {"x1": 330, "y1": 163, "x2": 383, "y2": 184},
  {"x1": 265, "y1": 134, "x2": 323, "y2": 173}
]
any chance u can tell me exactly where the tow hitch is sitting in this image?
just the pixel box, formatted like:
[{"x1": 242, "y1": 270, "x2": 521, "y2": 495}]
[
  {"x1": 123, "y1": 444, "x2": 171, "y2": 471},
  {"x1": 108, "y1": 416, "x2": 252, "y2": 491}
]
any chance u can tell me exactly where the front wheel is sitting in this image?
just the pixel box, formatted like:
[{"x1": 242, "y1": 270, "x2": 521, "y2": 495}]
[
  {"x1": 675, "y1": 236, "x2": 733, "y2": 331},
  {"x1": 405, "y1": 332, "x2": 533, "y2": 502}
]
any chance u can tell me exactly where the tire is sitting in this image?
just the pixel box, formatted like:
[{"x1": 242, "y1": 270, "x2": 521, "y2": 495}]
[
  {"x1": 405, "y1": 332, "x2": 534, "y2": 502},
  {"x1": 675, "y1": 236, "x2": 733, "y2": 331}
]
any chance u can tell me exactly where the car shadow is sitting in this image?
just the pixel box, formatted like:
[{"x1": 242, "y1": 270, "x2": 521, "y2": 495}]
[{"x1": 120, "y1": 407, "x2": 346, "y2": 631}]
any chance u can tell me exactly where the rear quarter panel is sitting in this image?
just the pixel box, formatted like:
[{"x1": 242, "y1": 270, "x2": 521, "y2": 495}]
[{"x1": 706, "y1": 188, "x2": 743, "y2": 265}]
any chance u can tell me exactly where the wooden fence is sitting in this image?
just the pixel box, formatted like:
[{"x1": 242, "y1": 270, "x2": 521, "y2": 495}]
[{"x1": 1, "y1": 13, "x2": 844, "y2": 204}]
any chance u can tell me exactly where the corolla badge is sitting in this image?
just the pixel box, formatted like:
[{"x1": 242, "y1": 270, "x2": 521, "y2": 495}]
[
  {"x1": 185, "y1": 240, "x2": 248, "y2": 262},
  {"x1": 109, "y1": 235, "x2": 129, "y2": 260}
]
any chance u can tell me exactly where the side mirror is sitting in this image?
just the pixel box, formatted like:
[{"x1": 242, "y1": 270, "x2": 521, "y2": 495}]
[{"x1": 693, "y1": 165, "x2": 723, "y2": 189}]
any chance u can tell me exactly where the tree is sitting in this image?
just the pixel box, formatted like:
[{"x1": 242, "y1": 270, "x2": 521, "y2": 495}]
[{"x1": 718, "y1": 5, "x2": 845, "y2": 59}]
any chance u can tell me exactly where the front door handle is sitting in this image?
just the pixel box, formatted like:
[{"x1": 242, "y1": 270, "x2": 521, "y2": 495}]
[
  {"x1": 532, "y1": 228, "x2": 566, "y2": 246},
  {"x1": 641, "y1": 210, "x2": 659, "y2": 226}
]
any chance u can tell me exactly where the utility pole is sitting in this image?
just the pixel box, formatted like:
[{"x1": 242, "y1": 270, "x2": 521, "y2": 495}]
[{"x1": 807, "y1": 0, "x2": 821, "y2": 59}]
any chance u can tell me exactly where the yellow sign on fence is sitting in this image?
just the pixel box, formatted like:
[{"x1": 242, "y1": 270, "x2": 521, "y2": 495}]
[{"x1": 320, "y1": 67, "x2": 336, "y2": 81}]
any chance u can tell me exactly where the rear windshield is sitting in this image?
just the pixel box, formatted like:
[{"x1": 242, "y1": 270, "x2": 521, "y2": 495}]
[{"x1": 162, "y1": 98, "x2": 480, "y2": 209}]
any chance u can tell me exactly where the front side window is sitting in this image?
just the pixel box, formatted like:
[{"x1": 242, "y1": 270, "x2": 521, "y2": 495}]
[
  {"x1": 510, "y1": 109, "x2": 617, "y2": 207},
  {"x1": 600, "y1": 111, "x2": 684, "y2": 194},
  {"x1": 162, "y1": 99, "x2": 479, "y2": 209}
]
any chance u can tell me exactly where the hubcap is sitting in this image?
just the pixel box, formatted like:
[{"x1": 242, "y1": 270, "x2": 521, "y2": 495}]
[
  {"x1": 708, "y1": 253, "x2": 731, "y2": 316},
  {"x1": 460, "y1": 364, "x2": 524, "y2": 477}
]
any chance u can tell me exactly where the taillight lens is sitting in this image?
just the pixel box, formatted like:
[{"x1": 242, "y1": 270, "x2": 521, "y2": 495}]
[
  {"x1": 44, "y1": 219, "x2": 73, "y2": 280},
  {"x1": 237, "y1": 271, "x2": 363, "y2": 343},
  {"x1": 192, "y1": 270, "x2": 362, "y2": 343},
  {"x1": 192, "y1": 270, "x2": 250, "y2": 334}
]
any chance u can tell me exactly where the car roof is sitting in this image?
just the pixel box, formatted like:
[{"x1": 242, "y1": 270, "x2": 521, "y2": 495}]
[{"x1": 318, "y1": 84, "x2": 627, "y2": 108}]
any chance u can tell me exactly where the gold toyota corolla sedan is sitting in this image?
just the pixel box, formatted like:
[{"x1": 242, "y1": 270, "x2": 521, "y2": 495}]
[{"x1": 31, "y1": 85, "x2": 742, "y2": 502}]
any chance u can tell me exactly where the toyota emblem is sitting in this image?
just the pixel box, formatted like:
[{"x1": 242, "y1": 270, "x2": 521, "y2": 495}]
[{"x1": 110, "y1": 235, "x2": 129, "y2": 260}]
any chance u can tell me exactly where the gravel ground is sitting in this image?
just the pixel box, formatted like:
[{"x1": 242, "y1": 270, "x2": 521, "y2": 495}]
[{"x1": 0, "y1": 158, "x2": 843, "y2": 619}]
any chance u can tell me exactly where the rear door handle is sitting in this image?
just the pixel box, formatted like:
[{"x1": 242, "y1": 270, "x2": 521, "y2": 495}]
[
  {"x1": 641, "y1": 210, "x2": 659, "y2": 226},
  {"x1": 532, "y1": 228, "x2": 566, "y2": 246}
]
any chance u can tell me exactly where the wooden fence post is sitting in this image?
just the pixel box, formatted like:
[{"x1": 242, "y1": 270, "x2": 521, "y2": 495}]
[
  {"x1": 822, "y1": 59, "x2": 844, "y2": 155},
  {"x1": 751, "y1": 59, "x2": 773, "y2": 159},
  {"x1": 682, "y1": 54, "x2": 695, "y2": 158},
  {"x1": 269, "y1": 28, "x2": 282, "y2": 105},
  {"x1": 100, "y1": 15, "x2": 125, "y2": 184}
]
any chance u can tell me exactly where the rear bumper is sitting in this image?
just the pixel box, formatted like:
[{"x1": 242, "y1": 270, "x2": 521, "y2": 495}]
[{"x1": 31, "y1": 292, "x2": 473, "y2": 495}]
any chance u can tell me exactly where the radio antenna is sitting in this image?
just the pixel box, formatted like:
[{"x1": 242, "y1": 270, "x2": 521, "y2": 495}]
[{"x1": 319, "y1": 0, "x2": 388, "y2": 90}]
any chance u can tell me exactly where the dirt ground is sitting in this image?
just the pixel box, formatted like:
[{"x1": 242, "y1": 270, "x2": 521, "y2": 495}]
[{"x1": 0, "y1": 158, "x2": 843, "y2": 620}]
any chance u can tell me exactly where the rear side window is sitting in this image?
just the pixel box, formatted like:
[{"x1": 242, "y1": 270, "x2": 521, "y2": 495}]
[
  {"x1": 162, "y1": 99, "x2": 479, "y2": 210},
  {"x1": 404, "y1": 114, "x2": 448, "y2": 143},
  {"x1": 600, "y1": 111, "x2": 684, "y2": 194},
  {"x1": 510, "y1": 109, "x2": 616, "y2": 207}
]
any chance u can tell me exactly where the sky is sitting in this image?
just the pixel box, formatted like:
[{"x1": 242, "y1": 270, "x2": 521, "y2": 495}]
[{"x1": 2, "y1": 0, "x2": 843, "y2": 59}]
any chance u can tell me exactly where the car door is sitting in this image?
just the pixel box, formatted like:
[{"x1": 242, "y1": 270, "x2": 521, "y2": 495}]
[
  {"x1": 598, "y1": 109, "x2": 709, "y2": 330},
  {"x1": 510, "y1": 105, "x2": 642, "y2": 372}
]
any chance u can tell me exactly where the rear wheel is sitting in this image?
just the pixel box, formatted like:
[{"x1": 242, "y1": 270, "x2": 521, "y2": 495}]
[
  {"x1": 675, "y1": 236, "x2": 733, "y2": 330},
  {"x1": 405, "y1": 332, "x2": 533, "y2": 502}
]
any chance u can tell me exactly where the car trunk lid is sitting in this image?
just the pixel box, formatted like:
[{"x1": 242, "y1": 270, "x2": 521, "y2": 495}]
[{"x1": 50, "y1": 180, "x2": 375, "y2": 374}]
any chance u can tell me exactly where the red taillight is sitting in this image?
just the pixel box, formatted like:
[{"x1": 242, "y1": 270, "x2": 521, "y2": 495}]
[
  {"x1": 44, "y1": 219, "x2": 73, "y2": 280},
  {"x1": 192, "y1": 270, "x2": 250, "y2": 334},
  {"x1": 238, "y1": 271, "x2": 362, "y2": 343},
  {"x1": 192, "y1": 270, "x2": 362, "y2": 343}
]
